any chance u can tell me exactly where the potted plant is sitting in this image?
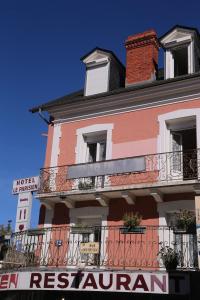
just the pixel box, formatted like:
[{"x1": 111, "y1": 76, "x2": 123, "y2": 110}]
[
  {"x1": 71, "y1": 223, "x2": 94, "y2": 234},
  {"x1": 120, "y1": 212, "x2": 146, "y2": 234},
  {"x1": 78, "y1": 180, "x2": 94, "y2": 190},
  {"x1": 159, "y1": 244, "x2": 180, "y2": 271},
  {"x1": 174, "y1": 210, "x2": 196, "y2": 234}
]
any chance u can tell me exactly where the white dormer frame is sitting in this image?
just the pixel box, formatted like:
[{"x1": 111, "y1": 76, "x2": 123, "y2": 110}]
[
  {"x1": 82, "y1": 50, "x2": 112, "y2": 97},
  {"x1": 161, "y1": 28, "x2": 196, "y2": 79}
]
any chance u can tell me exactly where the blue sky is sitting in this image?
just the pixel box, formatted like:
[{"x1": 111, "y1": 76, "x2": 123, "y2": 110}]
[{"x1": 0, "y1": 0, "x2": 200, "y2": 229}]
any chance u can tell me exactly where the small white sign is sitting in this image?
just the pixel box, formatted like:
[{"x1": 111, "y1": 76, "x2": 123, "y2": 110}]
[
  {"x1": 12, "y1": 176, "x2": 39, "y2": 194},
  {"x1": 15, "y1": 192, "x2": 33, "y2": 232}
]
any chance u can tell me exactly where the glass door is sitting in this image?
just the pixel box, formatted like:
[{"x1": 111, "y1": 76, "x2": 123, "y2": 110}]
[
  {"x1": 78, "y1": 218, "x2": 101, "y2": 266},
  {"x1": 171, "y1": 132, "x2": 183, "y2": 179},
  {"x1": 171, "y1": 129, "x2": 197, "y2": 180}
]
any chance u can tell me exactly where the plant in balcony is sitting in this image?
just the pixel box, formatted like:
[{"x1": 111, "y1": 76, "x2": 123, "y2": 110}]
[
  {"x1": 159, "y1": 244, "x2": 180, "y2": 271},
  {"x1": 120, "y1": 212, "x2": 146, "y2": 234},
  {"x1": 0, "y1": 221, "x2": 12, "y2": 263},
  {"x1": 71, "y1": 223, "x2": 94, "y2": 234},
  {"x1": 174, "y1": 210, "x2": 196, "y2": 234},
  {"x1": 78, "y1": 180, "x2": 94, "y2": 190},
  {"x1": 0, "y1": 221, "x2": 12, "y2": 242},
  {"x1": 27, "y1": 228, "x2": 45, "y2": 236}
]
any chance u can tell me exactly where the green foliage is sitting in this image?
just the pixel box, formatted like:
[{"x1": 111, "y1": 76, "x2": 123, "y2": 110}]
[
  {"x1": 159, "y1": 244, "x2": 179, "y2": 270},
  {"x1": 78, "y1": 181, "x2": 94, "y2": 190},
  {"x1": 0, "y1": 225, "x2": 7, "y2": 236},
  {"x1": 175, "y1": 209, "x2": 196, "y2": 232},
  {"x1": 0, "y1": 221, "x2": 12, "y2": 237},
  {"x1": 122, "y1": 212, "x2": 142, "y2": 228}
]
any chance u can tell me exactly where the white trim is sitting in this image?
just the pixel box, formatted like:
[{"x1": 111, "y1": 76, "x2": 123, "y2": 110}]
[
  {"x1": 157, "y1": 108, "x2": 200, "y2": 154},
  {"x1": 53, "y1": 93, "x2": 200, "y2": 126},
  {"x1": 49, "y1": 124, "x2": 62, "y2": 191},
  {"x1": 188, "y1": 41, "x2": 194, "y2": 74},
  {"x1": 76, "y1": 123, "x2": 113, "y2": 163},
  {"x1": 50, "y1": 124, "x2": 61, "y2": 167},
  {"x1": 165, "y1": 50, "x2": 174, "y2": 79},
  {"x1": 43, "y1": 208, "x2": 54, "y2": 228},
  {"x1": 68, "y1": 206, "x2": 109, "y2": 267},
  {"x1": 161, "y1": 28, "x2": 195, "y2": 79}
]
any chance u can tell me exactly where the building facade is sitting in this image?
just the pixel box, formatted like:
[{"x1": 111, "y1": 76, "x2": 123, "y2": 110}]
[{"x1": 1, "y1": 25, "x2": 200, "y2": 299}]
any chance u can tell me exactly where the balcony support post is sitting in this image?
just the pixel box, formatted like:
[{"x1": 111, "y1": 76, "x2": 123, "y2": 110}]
[
  {"x1": 60, "y1": 199, "x2": 74, "y2": 209},
  {"x1": 121, "y1": 191, "x2": 135, "y2": 205},
  {"x1": 40, "y1": 200, "x2": 54, "y2": 210},
  {"x1": 95, "y1": 194, "x2": 109, "y2": 206},
  {"x1": 150, "y1": 189, "x2": 163, "y2": 202}
]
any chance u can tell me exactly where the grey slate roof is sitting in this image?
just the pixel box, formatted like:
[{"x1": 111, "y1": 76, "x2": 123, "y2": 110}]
[{"x1": 30, "y1": 72, "x2": 200, "y2": 114}]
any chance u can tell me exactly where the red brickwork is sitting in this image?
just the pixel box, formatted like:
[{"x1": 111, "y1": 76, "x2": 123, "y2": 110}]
[{"x1": 125, "y1": 30, "x2": 159, "y2": 85}]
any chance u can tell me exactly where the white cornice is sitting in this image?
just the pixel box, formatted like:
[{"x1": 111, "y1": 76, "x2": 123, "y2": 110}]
[{"x1": 53, "y1": 92, "x2": 200, "y2": 125}]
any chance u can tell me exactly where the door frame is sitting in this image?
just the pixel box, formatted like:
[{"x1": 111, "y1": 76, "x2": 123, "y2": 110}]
[
  {"x1": 68, "y1": 207, "x2": 109, "y2": 268},
  {"x1": 157, "y1": 108, "x2": 200, "y2": 181}
]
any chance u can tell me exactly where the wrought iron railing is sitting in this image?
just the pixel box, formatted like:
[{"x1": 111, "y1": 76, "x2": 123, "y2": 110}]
[
  {"x1": 39, "y1": 149, "x2": 200, "y2": 193},
  {"x1": 0, "y1": 225, "x2": 198, "y2": 270}
]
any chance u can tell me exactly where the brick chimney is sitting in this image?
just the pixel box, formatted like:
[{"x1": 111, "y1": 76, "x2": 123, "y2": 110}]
[{"x1": 125, "y1": 30, "x2": 159, "y2": 86}]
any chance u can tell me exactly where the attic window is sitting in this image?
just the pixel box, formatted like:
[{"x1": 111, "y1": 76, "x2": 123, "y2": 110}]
[
  {"x1": 173, "y1": 47, "x2": 188, "y2": 76},
  {"x1": 160, "y1": 26, "x2": 200, "y2": 80}
]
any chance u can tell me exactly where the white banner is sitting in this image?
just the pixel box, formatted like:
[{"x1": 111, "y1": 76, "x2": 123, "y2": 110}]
[{"x1": 0, "y1": 271, "x2": 168, "y2": 294}]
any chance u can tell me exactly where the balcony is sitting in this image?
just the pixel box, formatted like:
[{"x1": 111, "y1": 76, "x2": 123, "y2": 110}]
[
  {"x1": 38, "y1": 149, "x2": 200, "y2": 200},
  {"x1": 0, "y1": 225, "x2": 197, "y2": 271}
]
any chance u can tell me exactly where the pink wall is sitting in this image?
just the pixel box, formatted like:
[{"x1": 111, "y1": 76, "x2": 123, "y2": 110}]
[
  {"x1": 112, "y1": 138, "x2": 157, "y2": 158},
  {"x1": 49, "y1": 97, "x2": 200, "y2": 167},
  {"x1": 40, "y1": 98, "x2": 200, "y2": 229}
]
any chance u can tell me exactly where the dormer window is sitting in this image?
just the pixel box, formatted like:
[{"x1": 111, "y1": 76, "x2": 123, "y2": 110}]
[
  {"x1": 173, "y1": 46, "x2": 188, "y2": 76},
  {"x1": 81, "y1": 48, "x2": 125, "y2": 97},
  {"x1": 160, "y1": 26, "x2": 200, "y2": 79}
]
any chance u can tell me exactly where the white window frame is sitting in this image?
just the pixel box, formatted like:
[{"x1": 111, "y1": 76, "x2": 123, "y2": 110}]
[
  {"x1": 157, "y1": 108, "x2": 200, "y2": 181},
  {"x1": 157, "y1": 108, "x2": 200, "y2": 154},
  {"x1": 164, "y1": 34, "x2": 194, "y2": 79},
  {"x1": 85, "y1": 135, "x2": 107, "y2": 163},
  {"x1": 76, "y1": 124, "x2": 113, "y2": 163}
]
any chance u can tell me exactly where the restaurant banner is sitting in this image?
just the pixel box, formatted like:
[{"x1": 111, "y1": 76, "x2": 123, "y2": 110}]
[{"x1": 0, "y1": 271, "x2": 169, "y2": 294}]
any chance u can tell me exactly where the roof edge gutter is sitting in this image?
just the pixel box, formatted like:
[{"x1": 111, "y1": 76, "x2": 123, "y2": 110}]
[{"x1": 38, "y1": 108, "x2": 53, "y2": 125}]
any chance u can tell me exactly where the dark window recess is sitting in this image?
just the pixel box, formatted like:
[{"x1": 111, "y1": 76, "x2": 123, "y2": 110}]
[
  {"x1": 173, "y1": 47, "x2": 188, "y2": 77},
  {"x1": 88, "y1": 143, "x2": 97, "y2": 162}
]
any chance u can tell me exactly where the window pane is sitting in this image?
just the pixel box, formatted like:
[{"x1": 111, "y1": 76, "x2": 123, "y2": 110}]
[
  {"x1": 99, "y1": 142, "x2": 106, "y2": 161},
  {"x1": 88, "y1": 143, "x2": 97, "y2": 162}
]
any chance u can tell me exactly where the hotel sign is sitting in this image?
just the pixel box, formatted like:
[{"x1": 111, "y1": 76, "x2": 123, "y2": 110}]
[
  {"x1": 0, "y1": 271, "x2": 169, "y2": 294},
  {"x1": 12, "y1": 176, "x2": 39, "y2": 194}
]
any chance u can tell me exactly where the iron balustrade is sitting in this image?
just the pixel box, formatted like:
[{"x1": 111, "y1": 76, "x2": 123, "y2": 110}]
[
  {"x1": 39, "y1": 149, "x2": 200, "y2": 194},
  {"x1": 0, "y1": 225, "x2": 198, "y2": 270}
]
